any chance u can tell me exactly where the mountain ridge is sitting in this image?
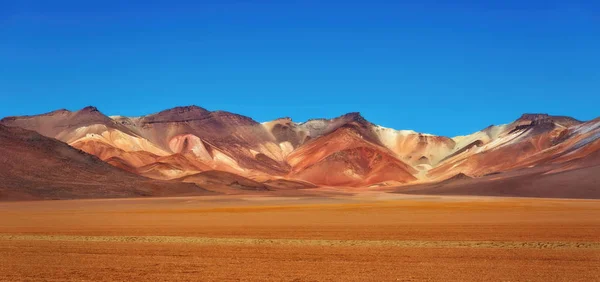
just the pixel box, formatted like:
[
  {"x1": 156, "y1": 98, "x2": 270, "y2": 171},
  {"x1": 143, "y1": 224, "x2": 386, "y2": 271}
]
[
  {"x1": 0, "y1": 124, "x2": 213, "y2": 200},
  {"x1": 2, "y1": 106, "x2": 589, "y2": 139},
  {"x1": 2, "y1": 106, "x2": 598, "y2": 191}
]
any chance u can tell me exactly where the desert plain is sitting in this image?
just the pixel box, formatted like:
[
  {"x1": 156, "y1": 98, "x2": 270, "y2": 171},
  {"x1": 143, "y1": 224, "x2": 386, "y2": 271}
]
[{"x1": 1, "y1": 193, "x2": 599, "y2": 281}]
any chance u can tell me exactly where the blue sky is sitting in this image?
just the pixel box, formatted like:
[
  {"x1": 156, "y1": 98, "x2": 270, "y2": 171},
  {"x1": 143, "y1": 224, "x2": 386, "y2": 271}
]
[{"x1": 1, "y1": 1, "x2": 598, "y2": 136}]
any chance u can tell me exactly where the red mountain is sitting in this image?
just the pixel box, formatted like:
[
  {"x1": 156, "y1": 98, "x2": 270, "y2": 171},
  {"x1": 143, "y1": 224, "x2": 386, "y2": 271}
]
[
  {"x1": 2, "y1": 106, "x2": 599, "y2": 198},
  {"x1": 0, "y1": 124, "x2": 211, "y2": 200}
]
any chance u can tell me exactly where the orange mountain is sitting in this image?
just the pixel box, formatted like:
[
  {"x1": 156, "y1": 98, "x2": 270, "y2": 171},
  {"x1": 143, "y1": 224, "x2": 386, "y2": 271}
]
[
  {"x1": 2, "y1": 106, "x2": 599, "y2": 198},
  {"x1": 0, "y1": 124, "x2": 211, "y2": 200}
]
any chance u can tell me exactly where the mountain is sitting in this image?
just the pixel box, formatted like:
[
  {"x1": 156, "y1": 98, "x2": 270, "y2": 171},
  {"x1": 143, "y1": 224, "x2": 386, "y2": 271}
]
[
  {"x1": 0, "y1": 124, "x2": 212, "y2": 201},
  {"x1": 2, "y1": 106, "x2": 599, "y2": 197},
  {"x1": 427, "y1": 114, "x2": 598, "y2": 180},
  {"x1": 393, "y1": 153, "x2": 600, "y2": 199},
  {"x1": 286, "y1": 125, "x2": 417, "y2": 186}
]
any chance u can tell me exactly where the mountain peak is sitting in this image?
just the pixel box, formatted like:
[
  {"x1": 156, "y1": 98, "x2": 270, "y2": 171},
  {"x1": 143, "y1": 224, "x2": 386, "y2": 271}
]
[
  {"x1": 149, "y1": 105, "x2": 209, "y2": 116},
  {"x1": 518, "y1": 113, "x2": 550, "y2": 121},
  {"x1": 339, "y1": 112, "x2": 372, "y2": 125},
  {"x1": 141, "y1": 105, "x2": 211, "y2": 123},
  {"x1": 516, "y1": 113, "x2": 581, "y2": 127},
  {"x1": 168, "y1": 105, "x2": 208, "y2": 113},
  {"x1": 342, "y1": 112, "x2": 361, "y2": 118},
  {"x1": 80, "y1": 106, "x2": 100, "y2": 113}
]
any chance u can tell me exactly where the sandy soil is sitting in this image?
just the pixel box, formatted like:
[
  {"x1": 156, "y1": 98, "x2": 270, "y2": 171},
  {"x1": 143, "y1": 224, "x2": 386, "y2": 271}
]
[{"x1": 1, "y1": 194, "x2": 599, "y2": 281}]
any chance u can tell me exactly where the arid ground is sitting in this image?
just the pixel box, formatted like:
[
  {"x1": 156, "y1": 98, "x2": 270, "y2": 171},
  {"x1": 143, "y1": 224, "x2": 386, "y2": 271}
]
[{"x1": 1, "y1": 194, "x2": 599, "y2": 281}]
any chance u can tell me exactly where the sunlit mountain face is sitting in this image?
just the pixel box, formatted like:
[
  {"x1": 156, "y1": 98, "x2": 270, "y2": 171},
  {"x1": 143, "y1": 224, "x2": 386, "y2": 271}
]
[{"x1": 2, "y1": 106, "x2": 598, "y2": 196}]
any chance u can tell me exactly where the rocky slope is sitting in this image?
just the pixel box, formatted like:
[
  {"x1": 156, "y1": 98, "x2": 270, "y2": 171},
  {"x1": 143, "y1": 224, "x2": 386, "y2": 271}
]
[
  {"x1": 0, "y1": 124, "x2": 212, "y2": 200},
  {"x1": 2, "y1": 107, "x2": 599, "y2": 191}
]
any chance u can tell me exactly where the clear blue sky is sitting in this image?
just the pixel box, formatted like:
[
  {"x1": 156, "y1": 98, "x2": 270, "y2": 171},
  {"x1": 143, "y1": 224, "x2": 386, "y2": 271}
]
[{"x1": 1, "y1": 1, "x2": 598, "y2": 136}]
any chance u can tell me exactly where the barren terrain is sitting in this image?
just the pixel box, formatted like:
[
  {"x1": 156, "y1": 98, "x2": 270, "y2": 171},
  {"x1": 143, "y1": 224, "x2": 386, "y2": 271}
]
[
  {"x1": 1, "y1": 194, "x2": 599, "y2": 281},
  {"x1": 4, "y1": 107, "x2": 599, "y2": 191}
]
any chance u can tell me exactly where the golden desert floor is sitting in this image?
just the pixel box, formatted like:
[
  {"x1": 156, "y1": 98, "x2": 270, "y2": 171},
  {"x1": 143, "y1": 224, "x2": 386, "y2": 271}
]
[{"x1": 1, "y1": 193, "x2": 600, "y2": 281}]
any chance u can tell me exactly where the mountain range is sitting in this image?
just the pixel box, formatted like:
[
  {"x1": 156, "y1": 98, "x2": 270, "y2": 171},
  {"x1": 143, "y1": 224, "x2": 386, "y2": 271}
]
[{"x1": 1, "y1": 106, "x2": 599, "y2": 200}]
